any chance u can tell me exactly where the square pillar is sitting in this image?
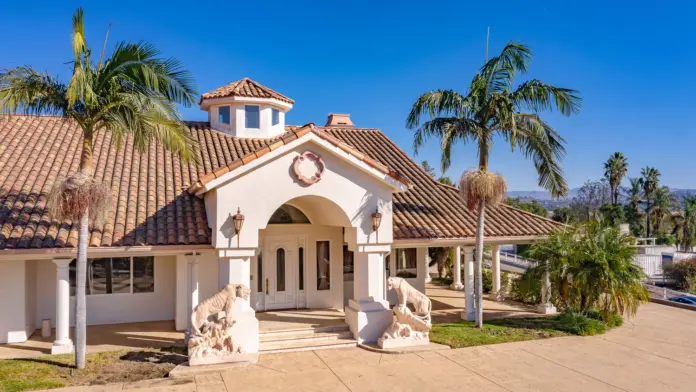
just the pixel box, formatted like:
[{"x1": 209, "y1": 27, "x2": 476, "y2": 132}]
[
  {"x1": 52, "y1": 259, "x2": 73, "y2": 355},
  {"x1": 450, "y1": 246, "x2": 464, "y2": 290},
  {"x1": 422, "y1": 248, "x2": 432, "y2": 284},
  {"x1": 489, "y1": 245, "x2": 503, "y2": 301},
  {"x1": 346, "y1": 244, "x2": 393, "y2": 344},
  {"x1": 216, "y1": 249, "x2": 259, "y2": 353},
  {"x1": 537, "y1": 270, "x2": 557, "y2": 315},
  {"x1": 461, "y1": 246, "x2": 475, "y2": 321}
]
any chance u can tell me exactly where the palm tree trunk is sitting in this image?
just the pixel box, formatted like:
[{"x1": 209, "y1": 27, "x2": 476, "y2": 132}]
[
  {"x1": 75, "y1": 130, "x2": 93, "y2": 369},
  {"x1": 75, "y1": 210, "x2": 88, "y2": 369},
  {"x1": 646, "y1": 200, "x2": 651, "y2": 238},
  {"x1": 474, "y1": 199, "x2": 486, "y2": 328}
]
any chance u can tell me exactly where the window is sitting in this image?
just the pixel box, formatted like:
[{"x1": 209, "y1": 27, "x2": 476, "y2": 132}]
[
  {"x1": 272, "y1": 108, "x2": 280, "y2": 126},
  {"x1": 245, "y1": 105, "x2": 260, "y2": 128},
  {"x1": 343, "y1": 245, "x2": 354, "y2": 282},
  {"x1": 268, "y1": 204, "x2": 311, "y2": 224},
  {"x1": 276, "y1": 248, "x2": 286, "y2": 292},
  {"x1": 133, "y1": 257, "x2": 155, "y2": 293},
  {"x1": 69, "y1": 256, "x2": 154, "y2": 296},
  {"x1": 395, "y1": 248, "x2": 417, "y2": 278},
  {"x1": 218, "y1": 106, "x2": 230, "y2": 125},
  {"x1": 317, "y1": 241, "x2": 331, "y2": 290},
  {"x1": 298, "y1": 247, "x2": 304, "y2": 291},
  {"x1": 257, "y1": 252, "x2": 263, "y2": 293}
]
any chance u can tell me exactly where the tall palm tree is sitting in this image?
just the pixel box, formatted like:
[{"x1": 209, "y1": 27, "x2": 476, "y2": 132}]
[
  {"x1": 604, "y1": 152, "x2": 628, "y2": 205},
  {"x1": 406, "y1": 42, "x2": 580, "y2": 327},
  {"x1": 0, "y1": 8, "x2": 198, "y2": 368},
  {"x1": 651, "y1": 186, "x2": 677, "y2": 234},
  {"x1": 639, "y1": 167, "x2": 661, "y2": 238},
  {"x1": 624, "y1": 177, "x2": 644, "y2": 236},
  {"x1": 676, "y1": 195, "x2": 696, "y2": 251}
]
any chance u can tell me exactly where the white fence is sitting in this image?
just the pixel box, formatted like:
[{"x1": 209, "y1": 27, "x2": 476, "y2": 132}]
[
  {"x1": 499, "y1": 251, "x2": 538, "y2": 269},
  {"x1": 634, "y1": 254, "x2": 665, "y2": 279}
]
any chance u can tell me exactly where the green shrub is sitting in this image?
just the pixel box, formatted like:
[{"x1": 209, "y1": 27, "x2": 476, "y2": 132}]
[
  {"x1": 508, "y1": 270, "x2": 541, "y2": 305},
  {"x1": 582, "y1": 309, "x2": 623, "y2": 327},
  {"x1": 554, "y1": 311, "x2": 607, "y2": 336},
  {"x1": 482, "y1": 268, "x2": 493, "y2": 293},
  {"x1": 396, "y1": 271, "x2": 417, "y2": 279},
  {"x1": 665, "y1": 259, "x2": 696, "y2": 292}
]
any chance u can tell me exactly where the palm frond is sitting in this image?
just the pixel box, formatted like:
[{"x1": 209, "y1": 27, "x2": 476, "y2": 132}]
[
  {"x1": 512, "y1": 79, "x2": 581, "y2": 116},
  {"x1": 0, "y1": 66, "x2": 69, "y2": 116},
  {"x1": 510, "y1": 114, "x2": 568, "y2": 198},
  {"x1": 406, "y1": 89, "x2": 470, "y2": 130}
]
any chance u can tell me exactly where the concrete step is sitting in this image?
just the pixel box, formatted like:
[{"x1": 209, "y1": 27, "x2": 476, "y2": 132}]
[
  {"x1": 259, "y1": 324, "x2": 349, "y2": 339},
  {"x1": 260, "y1": 330, "x2": 353, "y2": 343},
  {"x1": 260, "y1": 337, "x2": 357, "y2": 354}
]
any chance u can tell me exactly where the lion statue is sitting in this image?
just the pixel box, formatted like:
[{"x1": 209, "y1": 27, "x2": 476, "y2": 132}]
[
  {"x1": 190, "y1": 284, "x2": 250, "y2": 336},
  {"x1": 387, "y1": 276, "x2": 432, "y2": 325}
]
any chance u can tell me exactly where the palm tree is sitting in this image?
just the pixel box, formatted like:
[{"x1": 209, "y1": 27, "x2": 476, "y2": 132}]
[
  {"x1": 640, "y1": 167, "x2": 661, "y2": 237},
  {"x1": 676, "y1": 195, "x2": 696, "y2": 251},
  {"x1": 604, "y1": 152, "x2": 628, "y2": 205},
  {"x1": 651, "y1": 186, "x2": 677, "y2": 234},
  {"x1": 526, "y1": 220, "x2": 648, "y2": 316},
  {"x1": 406, "y1": 42, "x2": 580, "y2": 327},
  {"x1": 0, "y1": 8, "x2": 198, "y2": 368}
]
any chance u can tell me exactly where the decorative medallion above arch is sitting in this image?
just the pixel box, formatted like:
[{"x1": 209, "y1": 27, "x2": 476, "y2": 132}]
[{"x1": 293, "y1": 151, "x2": 325, "y2": 185}]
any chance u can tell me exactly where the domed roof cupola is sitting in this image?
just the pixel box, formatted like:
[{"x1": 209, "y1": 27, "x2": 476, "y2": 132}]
[{"x1": 200, "y1": 78, "x2": 294, "y2": 138}]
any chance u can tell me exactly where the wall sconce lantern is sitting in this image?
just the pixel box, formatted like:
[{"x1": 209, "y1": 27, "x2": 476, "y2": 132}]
[
  {"x1": 233, "y1": 207, "x2": 245, "y2": 235},
  {"x1": 371, "y1": 207, "x2": 382, "y2": 232}
]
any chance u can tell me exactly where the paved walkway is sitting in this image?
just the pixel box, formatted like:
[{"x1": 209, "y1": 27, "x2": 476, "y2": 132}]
[{"x1": 40, "y1": 302, "x2": 696, "y2": 392}]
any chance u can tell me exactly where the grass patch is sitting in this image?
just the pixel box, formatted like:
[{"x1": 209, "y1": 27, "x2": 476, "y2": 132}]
[
  {"x1": 431, "y1": 311, "x2": 623, "y2": 348},
  {"x1": 0, "y1": 346, "x2": 187, "y2": 392}
]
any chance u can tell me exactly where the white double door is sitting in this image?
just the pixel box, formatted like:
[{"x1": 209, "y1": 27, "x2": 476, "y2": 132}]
[{"x1": 263, "y1": 236, "x2": 301, "y2": 310}]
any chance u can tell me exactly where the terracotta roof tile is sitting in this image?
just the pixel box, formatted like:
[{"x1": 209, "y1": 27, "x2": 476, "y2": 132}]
[
  {"x1": 0, "y1": 116, "x2": 561, "y2": 250},
  {"x1": 200, "y1": 78, "x2": 294, "y2": 104}
]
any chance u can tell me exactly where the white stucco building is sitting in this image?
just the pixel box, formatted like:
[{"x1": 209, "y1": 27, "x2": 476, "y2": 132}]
[{"x1": 0, "y1": 78, "x2": 561, "y2": 354}]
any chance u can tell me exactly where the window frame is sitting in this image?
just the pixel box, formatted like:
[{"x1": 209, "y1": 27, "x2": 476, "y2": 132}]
[
  {"x1": 69, "y1": 256, "x2": 156, "y2": 298},
  {"x1": 218, "y1": 105, "x2": 231, "y2": 125},
  {"x1": 245, "y1": 105, "x2": 260, "y2": 129},
  {"x1": 316, "y1": 239, "x2": 332, "y2": 291}
]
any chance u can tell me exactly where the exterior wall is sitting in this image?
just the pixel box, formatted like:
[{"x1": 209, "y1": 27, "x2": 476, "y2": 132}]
[
  {"x1": 207, "y1": 140, "x2": 394, "y2": 249},
  {"x1": 252, "y1": 224, "x2": 344, "y2": 311},
  {"x1": 35, "y1": 256, "x2": 177, "y2": 328},
  {"x1": 0, "y1": 260, "x2": 34, "y2": 343}
]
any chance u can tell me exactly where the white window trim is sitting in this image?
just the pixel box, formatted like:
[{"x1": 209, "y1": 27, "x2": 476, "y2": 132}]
[
  {"x1": 245, "y1": 105, "x2": 261, "y2": 129},
  {"x1": 69, "y1": 256, "x2": 156, "y2": 298}
]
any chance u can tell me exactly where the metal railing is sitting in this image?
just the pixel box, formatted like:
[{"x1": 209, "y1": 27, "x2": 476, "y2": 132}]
[
  {"x1": 498, "y1": 251, "x2": 538, "y2": 269},
  {"x1": 643, "y1": 283, "x2": 694, "y2": 301}
]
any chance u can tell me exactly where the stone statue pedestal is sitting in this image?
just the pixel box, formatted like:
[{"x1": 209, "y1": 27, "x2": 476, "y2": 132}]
[
  {"x1": 377, "y1": 304, "x2": 431, "y2": 349},
  {"x1": 188, "y1": 289, "x2": 259, "y2": 367}
]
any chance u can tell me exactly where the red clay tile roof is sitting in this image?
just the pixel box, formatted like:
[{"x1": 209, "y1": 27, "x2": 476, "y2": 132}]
[
  {"x1": 319, "y1": 127, "x2": 563, "y2": 239},
  {"x1": 0, "y1": 116, "x2": 561, "y2": 250},
  {"x1": 188, "y1": 123, "x2": 409, "y2": 193},
  {"x1": 200, "y1": 78, "x2": 294, "y2": 104}
]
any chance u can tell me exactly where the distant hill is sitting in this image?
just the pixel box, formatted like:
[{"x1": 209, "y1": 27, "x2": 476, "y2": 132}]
[{"x1": 507, "y1": 187, "x2": 696, "y2": 210}]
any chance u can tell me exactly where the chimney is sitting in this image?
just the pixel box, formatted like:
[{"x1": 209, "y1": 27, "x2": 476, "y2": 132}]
[{"x1": 325, "y1": 113, "x2": 354, "y2": 127}]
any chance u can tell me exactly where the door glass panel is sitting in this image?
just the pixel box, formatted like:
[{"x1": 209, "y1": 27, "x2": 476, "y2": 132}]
[
  {"x1": 276, "y1": 248, "x2": 286, "y2": 292},
  {"x1": 317, "y1": 241, "x2": 331, "y2": 290},
  {"x1": 257, "y1": 253, "x2": 263, "y2": 293},
  {"x1": 298, "y1": 247, "x2": 304, "y2": 291}
]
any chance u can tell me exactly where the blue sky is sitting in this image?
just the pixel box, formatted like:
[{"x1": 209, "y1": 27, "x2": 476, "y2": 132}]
[{"x1": 3, "y1": 1, "x2": 695, "y2": 190}]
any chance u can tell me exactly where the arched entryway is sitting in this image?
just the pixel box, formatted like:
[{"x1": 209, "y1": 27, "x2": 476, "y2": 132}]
[{"x1": 252, "y1": 196, "x2": 355, "y2": 312}]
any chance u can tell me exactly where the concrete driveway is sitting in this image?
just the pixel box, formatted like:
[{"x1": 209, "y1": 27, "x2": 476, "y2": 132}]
[{"x1": 47, "y1": 302, "x2": 696, "y2": 392}]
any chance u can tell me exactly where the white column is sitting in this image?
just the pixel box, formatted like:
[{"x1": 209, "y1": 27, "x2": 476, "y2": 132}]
[
  {"x1": 51, "y1": 259, "x2": 73, "y2": 355},
  {"x1": 489, "y1": 245, "x2": 503, "y2": 301},
  {"x1": 451, "y1": 246, "x2": 464, "y2": 290},
  {"x1": 186, "y1": 254, "x2": 199, "y2": 337},
  {"x1": 423, "y1": 248, "x2": 432, "y2": 284},
  {"x1": 346, "y1": 244, "x2": 392, "y2": 344},
  {"x1": 537, "y1": 269, "x2": 557, "y2": 315},
  {"x1": 461, "y1": 247, "x2": 475, "y2": 321}
]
